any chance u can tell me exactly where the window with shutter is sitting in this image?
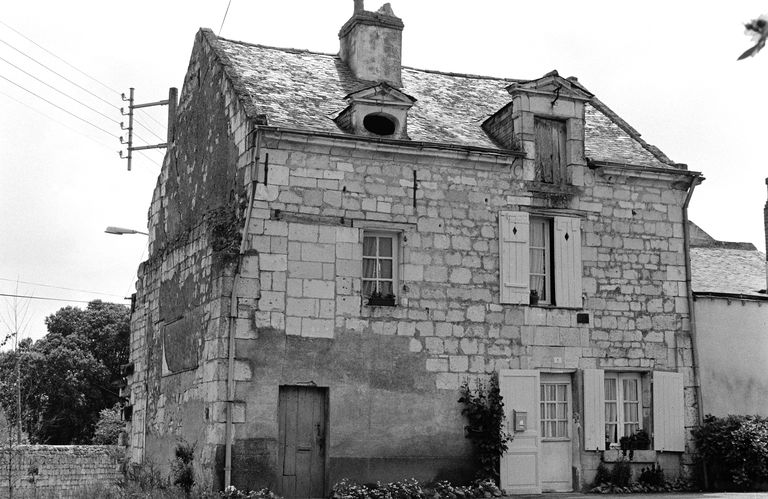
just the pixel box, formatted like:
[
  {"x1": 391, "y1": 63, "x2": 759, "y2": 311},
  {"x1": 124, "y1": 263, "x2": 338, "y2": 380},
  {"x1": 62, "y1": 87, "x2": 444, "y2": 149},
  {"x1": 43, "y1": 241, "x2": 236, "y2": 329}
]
[
  {"x1": 534, "y1": 117, "x2": 567, "y2": 184},
  {"x1": 498, "y1": 212, "x2": 582, "y2": 307}
]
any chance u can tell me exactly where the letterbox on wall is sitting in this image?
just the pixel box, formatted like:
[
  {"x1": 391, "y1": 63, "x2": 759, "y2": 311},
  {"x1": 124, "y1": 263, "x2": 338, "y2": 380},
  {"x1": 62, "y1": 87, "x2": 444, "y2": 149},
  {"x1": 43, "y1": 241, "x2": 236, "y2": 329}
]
[{"x1": 513, "y1": 410, "x2": 527, "y2": 432}]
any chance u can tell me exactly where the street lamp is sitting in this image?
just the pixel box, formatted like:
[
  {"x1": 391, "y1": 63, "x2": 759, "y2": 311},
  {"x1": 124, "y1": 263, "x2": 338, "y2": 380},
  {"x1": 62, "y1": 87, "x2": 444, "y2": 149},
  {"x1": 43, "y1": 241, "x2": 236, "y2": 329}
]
[{"x1": 104, "y1": 226, "x2": 148, "y2": 236}]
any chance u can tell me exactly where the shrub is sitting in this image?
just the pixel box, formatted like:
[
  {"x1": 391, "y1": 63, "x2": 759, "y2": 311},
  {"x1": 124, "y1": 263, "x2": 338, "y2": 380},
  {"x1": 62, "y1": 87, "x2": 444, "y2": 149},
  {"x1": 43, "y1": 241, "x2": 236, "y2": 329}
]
[
  {"x1": 610, "y1": 459, "x2": 632, "y2": 488},
  {"x1": 92, "y1": 403, "x2": 124, "y2": 445},
  {"x1": 638, "y1": 464, "x2": 665, "y2": 488},
  {"x1": 330, "y1": 478, "x2": 502, "y2": 499},
  {"x1": 592, "y1": 462, "x2": 611, "y2": 487},
  {"x1": 172, "y1": 442, "x2": 196, "y2": 497},
  {"x1": 221, "y1": 486, "x2": 281, "y2": 499},
  {"x1": 458, "y1": 372, "x2": 511, "y2": 483},
  {"x1": 693, "y1": 414, "x2": 768, "y2": 490}
]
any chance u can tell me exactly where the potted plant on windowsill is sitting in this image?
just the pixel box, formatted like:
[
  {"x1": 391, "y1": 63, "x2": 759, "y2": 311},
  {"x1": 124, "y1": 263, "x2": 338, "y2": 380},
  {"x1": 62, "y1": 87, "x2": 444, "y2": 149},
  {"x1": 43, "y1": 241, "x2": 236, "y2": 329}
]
[
  {"x1": 366, "y1": 291, "x2": 396, "y2": 307},
  {"x1": 529, "y1": 289, "x2": 539, "y2": 306}
]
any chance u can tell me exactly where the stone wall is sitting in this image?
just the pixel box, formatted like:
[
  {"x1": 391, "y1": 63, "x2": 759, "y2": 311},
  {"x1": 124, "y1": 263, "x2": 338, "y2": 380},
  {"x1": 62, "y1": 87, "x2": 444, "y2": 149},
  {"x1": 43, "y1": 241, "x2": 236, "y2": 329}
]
[{"x1": 0, "y1": 445, "x2": 123, "y2": 498}]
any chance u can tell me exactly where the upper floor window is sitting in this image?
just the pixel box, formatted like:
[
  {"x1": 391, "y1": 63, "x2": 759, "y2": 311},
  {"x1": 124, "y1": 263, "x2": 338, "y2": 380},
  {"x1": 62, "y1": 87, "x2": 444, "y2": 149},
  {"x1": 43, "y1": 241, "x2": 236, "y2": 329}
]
[
  {"x1": 534, "y1": 117, "x2": 567, "y2": 184},
  {"x1": 362, "y1": 232, "x2": 398, "y2": 305},
  {"x1": 529, "y1": 217, "x2": 552, "y2": 304}
]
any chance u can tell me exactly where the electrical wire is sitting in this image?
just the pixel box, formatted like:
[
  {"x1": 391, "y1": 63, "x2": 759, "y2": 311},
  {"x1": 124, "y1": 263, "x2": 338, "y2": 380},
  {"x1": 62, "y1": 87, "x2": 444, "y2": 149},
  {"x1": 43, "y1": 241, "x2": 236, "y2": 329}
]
[
  {"x1": 0, "y1": 53, "x2": 119, "y2": 125},
  {"x1": 0, "y1": 21, "x2": 168, "y2": 142},
  {"x1": 0, "y1": 277, "x2": 127, "y2": 298},
  {"x1": 0, "y1": 293, "x2": 127, "y2": 304},
  {"x1": 219, "y1": 0, "x2": 234, "y2": 35},
  {"x1": 0, "y1": 36, "x2": 120, "y2": 111},
  {"x1": 0, "y1": 88, "x2": 116, "y2": 152},
  {"x1": 0, "y1": 19, "x2": 121, "y2": 97},
  {"x1": 0, "y1": 72, "x2": 118, "y2": 138}
]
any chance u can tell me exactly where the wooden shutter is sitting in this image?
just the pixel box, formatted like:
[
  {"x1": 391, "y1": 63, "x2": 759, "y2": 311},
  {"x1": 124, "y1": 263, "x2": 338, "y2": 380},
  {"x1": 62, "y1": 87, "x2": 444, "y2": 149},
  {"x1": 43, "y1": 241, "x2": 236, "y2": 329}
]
[
  {"x1": 554, "y1": 216, "x2": 582, "y2": 308},
  {"x1": 653, "y1": 371, "x2": 685, "y2": 452},
  {"x1": 499, "y1": 211, "x2": 529, "y2": 304},
  {"x1": 583, "y1": 369, "x2": 605, "y2": 451},
  {"x1": 534, "y1": 118, "x2": 567, "y2": 184}
]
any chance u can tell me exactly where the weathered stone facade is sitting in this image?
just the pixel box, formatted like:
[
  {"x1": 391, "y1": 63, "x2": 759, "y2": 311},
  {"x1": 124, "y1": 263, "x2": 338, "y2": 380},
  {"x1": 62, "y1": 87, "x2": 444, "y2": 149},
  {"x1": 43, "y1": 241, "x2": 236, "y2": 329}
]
[{"x1": 126, "y1": 3, "x2": 702, "y2": 495}]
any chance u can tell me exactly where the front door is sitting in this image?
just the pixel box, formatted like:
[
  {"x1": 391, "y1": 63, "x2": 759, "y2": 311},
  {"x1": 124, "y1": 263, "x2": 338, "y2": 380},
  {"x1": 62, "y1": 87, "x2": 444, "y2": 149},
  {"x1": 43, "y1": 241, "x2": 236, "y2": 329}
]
[
  {"x1": 540, "y1": 374, "x2": 573, "y2": 492},
  {"x1": 278, "y1": 386, "x2": 327, "y2": 498},
  {"x1": 499, "y1": 369, "x2": 541, "y2": 494}
]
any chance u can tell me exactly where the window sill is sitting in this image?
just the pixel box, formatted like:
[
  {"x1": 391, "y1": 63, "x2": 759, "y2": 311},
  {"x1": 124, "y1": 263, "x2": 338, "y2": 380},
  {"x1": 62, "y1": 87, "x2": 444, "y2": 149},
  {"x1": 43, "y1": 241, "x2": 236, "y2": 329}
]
[
  {"x1": 602, "y1": 449, "x2": 658, "y2": 463},
  {"x1": 527, "y1": 303, "x2": 583, "y2": 311}
]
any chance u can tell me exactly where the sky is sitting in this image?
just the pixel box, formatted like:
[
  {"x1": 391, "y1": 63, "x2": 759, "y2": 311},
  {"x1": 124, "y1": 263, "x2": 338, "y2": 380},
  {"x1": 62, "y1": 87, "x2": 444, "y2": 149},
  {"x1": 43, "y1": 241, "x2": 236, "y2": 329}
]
[{"x1": 1, "y1": 0, "x2": 767, "y2": 344}]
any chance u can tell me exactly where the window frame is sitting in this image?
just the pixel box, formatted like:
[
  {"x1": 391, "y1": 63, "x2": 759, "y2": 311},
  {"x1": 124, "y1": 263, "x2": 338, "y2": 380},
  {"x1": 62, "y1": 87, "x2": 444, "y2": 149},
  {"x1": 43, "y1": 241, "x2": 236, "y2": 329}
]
[
  {"x1": 604, "y1": 372, "x2": 642, "y2": 448},
  {"x1": 540, "y1": 381, "x2": 570, "y2": 441},
  {"x1": 362, "y1": 231, "x2": 399, "y2": 302},
  {"x1": 529, "y1": 216, "x2": 553, "y2": 305}
]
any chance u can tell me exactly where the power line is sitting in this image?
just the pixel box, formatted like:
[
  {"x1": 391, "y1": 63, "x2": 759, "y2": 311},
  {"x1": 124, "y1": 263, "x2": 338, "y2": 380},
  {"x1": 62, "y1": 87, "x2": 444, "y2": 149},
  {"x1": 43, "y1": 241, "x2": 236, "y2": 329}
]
[
  {"x1": 0, "y1": 36, "x2": 119, "y2": 111},
  {"x1": 0, "y1": 72, "x2": 118, "y2": 138},
  {"x1": 219, "y1": 0, "x2": 234, "y2": 35},
  {"x1": 0, "y1": 277, "x2": 126, "y2": 298},
  {"x1": 0, "y1": 293, "x2": 127, "y2": 304},
  {"x1": 0, "y1": 88, "x2": 116, "y2": 152},
  {"x1": 0, "y1": 19, "x2": 122, "y2": 96},
  {"x1": 0, "y1": 53, "x2": 119, "y2": 125},
  {"x1": 0, "y1": 21, "x2": 167, "y2": 141}
]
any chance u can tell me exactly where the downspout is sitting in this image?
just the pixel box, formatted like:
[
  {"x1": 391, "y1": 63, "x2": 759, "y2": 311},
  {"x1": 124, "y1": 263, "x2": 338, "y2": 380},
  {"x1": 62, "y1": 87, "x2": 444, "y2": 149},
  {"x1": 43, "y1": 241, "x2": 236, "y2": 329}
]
[
  {"x1": 224, "y1": 126, "x2": 261, "y2": 488},
  {"x1": 682, "y1": 173, "x2": 706, "y2": 485}
]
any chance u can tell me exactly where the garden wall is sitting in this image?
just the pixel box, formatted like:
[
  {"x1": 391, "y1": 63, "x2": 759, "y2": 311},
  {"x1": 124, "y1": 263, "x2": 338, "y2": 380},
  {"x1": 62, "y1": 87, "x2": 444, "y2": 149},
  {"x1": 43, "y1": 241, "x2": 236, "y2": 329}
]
[{"x1": 0, "y1": 445, "x2": 124, "y2": 498}]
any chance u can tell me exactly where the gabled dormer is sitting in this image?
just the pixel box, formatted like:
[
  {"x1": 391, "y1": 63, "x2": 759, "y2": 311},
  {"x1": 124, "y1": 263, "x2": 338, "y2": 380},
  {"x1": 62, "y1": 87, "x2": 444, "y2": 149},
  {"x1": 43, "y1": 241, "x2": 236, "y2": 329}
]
[
  {"x1": 334, "y1": 82, "x2": 416, "y2": 139},
  {"x1": 483, "y1": 70, "x2": 593, "y2": 187}
]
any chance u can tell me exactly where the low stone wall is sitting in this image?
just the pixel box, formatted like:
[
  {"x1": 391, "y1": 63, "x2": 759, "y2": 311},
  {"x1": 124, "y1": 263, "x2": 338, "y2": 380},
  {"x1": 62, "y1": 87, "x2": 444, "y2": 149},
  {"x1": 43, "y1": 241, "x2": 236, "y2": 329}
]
[{"x1": 0, "y1": 445, "x2": 124, "y2": 498}]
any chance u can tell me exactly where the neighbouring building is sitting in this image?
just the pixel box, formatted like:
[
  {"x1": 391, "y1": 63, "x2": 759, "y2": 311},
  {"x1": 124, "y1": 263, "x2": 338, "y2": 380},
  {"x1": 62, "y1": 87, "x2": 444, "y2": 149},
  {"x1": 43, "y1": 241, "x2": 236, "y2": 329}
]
[
  {"x1": 125, "y1": 2, "x2": 704, "y2": 495},
  {"x1": 690, "y1": 221, "x2": 768, "y2": 417}
]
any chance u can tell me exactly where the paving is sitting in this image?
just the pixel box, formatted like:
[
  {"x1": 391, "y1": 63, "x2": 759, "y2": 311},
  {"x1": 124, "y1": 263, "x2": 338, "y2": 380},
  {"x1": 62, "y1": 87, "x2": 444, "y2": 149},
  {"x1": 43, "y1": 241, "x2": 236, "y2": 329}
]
[{"x1": 511, "y1": 494, "x2": 768, "y2": 499}]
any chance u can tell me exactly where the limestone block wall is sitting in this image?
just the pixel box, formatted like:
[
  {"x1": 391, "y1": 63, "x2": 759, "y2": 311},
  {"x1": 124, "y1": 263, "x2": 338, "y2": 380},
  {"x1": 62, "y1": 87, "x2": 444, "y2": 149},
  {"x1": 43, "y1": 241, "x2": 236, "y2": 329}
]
[
  {"x1": 0, "y1": 445, "x2": 123, "y2": 498},
  {"x1": 127, "y1": 27, "x2": 255, "y2": 486},
  {"x1": 224, "y1": 130, "x2": 698, "y2": 488}
]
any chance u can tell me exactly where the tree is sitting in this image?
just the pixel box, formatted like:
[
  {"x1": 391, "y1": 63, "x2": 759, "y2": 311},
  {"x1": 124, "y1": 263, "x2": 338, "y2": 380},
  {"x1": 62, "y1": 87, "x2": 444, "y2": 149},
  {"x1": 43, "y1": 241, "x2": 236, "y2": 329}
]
[
  {"x1": 738, "y1": 15, "x2": 768, "y2": 60},
  {"x1": 0, "y1": 300, "x2": 129, "y2": 444}
]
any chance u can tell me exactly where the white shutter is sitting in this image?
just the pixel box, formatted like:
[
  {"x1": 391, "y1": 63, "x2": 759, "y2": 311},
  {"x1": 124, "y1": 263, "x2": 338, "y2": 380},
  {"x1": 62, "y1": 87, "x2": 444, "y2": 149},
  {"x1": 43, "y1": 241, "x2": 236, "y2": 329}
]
[
  {"x1": 554, "y1": 216, "x2": 582, "y2": 308},
  {"x1": 499, "y1": 211, "x2": 530, "y2": 304},
  {"x1": 583, "y1": 369, "x2": 605, "y2": 451},
  {"x1": 653, "y1": 371, "x2": 685, "y2": 452}
]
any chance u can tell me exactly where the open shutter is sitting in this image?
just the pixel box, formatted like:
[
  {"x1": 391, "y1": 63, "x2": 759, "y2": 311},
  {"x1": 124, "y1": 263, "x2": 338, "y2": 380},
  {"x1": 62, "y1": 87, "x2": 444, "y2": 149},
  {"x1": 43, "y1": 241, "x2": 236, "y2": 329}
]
[
  {"x1": 554, "y1": 216, "x2": 582, "y2": 308},
  {"x1": 653, "y1": 371, "x2": 685, "y2": 452},
  {"x1": 583, "y1": 369, "x2": 605, "y2": 451},
  {"x1": 499, "y1": 211, "x2": 529, "y2": 304}
]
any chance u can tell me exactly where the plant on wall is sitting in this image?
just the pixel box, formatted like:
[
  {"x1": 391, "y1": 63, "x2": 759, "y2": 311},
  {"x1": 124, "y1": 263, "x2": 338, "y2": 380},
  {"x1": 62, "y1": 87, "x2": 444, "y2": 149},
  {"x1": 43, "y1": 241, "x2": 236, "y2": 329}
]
[{"x1": 458, "y1": 372, "x2": 512, "y2": 483}]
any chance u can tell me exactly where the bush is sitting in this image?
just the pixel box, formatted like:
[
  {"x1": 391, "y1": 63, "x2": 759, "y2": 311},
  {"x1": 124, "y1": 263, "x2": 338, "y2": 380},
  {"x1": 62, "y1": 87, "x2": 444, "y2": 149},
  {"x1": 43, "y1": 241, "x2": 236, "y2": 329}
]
[
  {"x1": 330, "y1": 478, "x2": 502, "y2": 499},
  {"x1": 693, "y1": 414, "x2": 768, "y2": 490},
  {"x1": 92, "y1": 403, "x2": 124, "y2": 444},
  {"x1": 221, "y1": 486, "x2": 281, "y2": 499},
  {"x1": 172, "y1": 442, "x2": 196, "y2": 496},
  {"x1": 638, "y1": 464, "x2": 665, "y2": 488},
  {"x1": 610, "y1": 459, "x2": 632, "y2": 488},
  {"x1": 458, "y1": 373, "x2": 512, "y2": 483}
]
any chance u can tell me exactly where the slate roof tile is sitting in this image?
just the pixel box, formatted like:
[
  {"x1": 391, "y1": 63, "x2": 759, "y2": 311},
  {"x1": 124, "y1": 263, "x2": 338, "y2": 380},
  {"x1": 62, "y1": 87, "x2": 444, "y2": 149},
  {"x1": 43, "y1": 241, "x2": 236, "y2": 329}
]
[{"x1": 210, "y1": 30, "x2": 677, "y2": 169}]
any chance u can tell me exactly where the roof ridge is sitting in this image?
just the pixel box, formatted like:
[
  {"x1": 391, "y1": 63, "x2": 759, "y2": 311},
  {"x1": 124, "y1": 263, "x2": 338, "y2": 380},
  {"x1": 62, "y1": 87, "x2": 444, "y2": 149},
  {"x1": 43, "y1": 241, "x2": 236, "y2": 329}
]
[
  {"x1": 214, "y1": 31, "x2": 338, "y2": 58},
  {"x1": 402, "y1": 65, "x2": 523, "y2": 83}
]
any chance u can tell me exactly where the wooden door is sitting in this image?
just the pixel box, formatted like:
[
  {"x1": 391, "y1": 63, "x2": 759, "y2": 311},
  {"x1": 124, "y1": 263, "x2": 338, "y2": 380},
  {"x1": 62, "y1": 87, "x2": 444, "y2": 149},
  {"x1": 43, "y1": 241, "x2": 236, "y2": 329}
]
[
  {"x1": 278, "y1": 386, "x2": 328, "y2": 499},
  {"x1": 499, "y1": 369, "x2": 541, "y2": 494},
  {"x1": 540, "y1": 374, "x2": 573, "y2": 492}
]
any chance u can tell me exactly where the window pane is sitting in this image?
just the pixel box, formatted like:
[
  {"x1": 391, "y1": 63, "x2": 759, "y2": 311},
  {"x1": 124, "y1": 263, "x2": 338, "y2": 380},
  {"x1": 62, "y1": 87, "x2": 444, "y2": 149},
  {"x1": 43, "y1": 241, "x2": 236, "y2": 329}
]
[
  {"x1": 557, "y1": 384, "x2": 567, "y2": 402},
  {"x1": 606, "y1": 423, "x2": 617, "y2": 444},
  {"x1": 378, "y1": 237, "x2": 392, "y2": 257},
  {"x1": 605, "y1": 402, "x2": 617, "y2": 423},
  {"x1": 557, "y1": 402, "x2": 567, "y2": 419},
  {"x1": 605, "y1": 379, "x2": 617, "y2": 400},
  {"x1": 379, "y1": 260, "x2": 392, "y2": 279},
  {"x1": 624, "y1": 402, "x2": 638, "y2": 423},
  {"x1": 362, "y1": 280, "x2": 376, "y2": 297},
  {"x1": 623, "y1": 379, "x2": 638, "y2": 401},
  {"x1": 379, "y1": 281, "x2": 393, "y2": 296},
  {"x1": 548, "y1": 421, "x2": 556, "y2": 437},
  {"x1": 530, "y1": 221, "x2": 545, "y2": 246},
  {"x1": 363, "y1": 237, "x2": 376, "y2": 257},
  {"x1": 557, "y1": 421, "x2": 568, "y2": 438},
  {"x1": 363, "y1": 258, "x2": 377, "y2": 278}
]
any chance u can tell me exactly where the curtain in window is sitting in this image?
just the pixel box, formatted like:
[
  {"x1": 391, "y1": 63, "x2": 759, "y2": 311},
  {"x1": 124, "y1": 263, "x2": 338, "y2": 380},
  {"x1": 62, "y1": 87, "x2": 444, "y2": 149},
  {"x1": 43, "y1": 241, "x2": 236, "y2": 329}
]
[
  {"x1": 623, "y1": 378, "x2": 640, "y2": 436},
  {"x1": 529, "y1": 221, "x2": 546, "y2": 299},
  {"x1": 605, "y1": 378, "x2": 618, "y2": 444}
]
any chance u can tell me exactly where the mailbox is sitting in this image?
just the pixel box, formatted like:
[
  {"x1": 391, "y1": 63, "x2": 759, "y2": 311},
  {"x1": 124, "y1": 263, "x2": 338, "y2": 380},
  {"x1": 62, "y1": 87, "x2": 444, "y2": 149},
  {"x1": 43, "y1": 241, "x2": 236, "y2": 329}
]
[{"x1": 513, "y1": 410, "x2": 527, "y2": 432}]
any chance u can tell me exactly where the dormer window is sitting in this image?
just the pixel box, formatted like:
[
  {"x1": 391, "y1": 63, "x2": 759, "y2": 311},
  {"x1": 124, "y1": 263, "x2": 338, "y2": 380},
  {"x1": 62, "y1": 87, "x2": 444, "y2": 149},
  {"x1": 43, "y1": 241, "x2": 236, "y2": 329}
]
[
  {"x1": 333, "y1": 82, "x2": 416, "y2": 140},
  {"x1": 363, "y1": 113, "x2": 397, "y2": 136},
  {"x1": 534, "y1": 117, "x2": 567, "y2": 184}
]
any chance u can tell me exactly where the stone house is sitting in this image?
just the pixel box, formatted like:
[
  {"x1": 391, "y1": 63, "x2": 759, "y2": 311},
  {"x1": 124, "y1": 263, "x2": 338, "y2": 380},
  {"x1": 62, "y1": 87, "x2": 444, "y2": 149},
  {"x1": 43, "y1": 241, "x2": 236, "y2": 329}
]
[
  {"x1": 125, "y1": 2, "x2": 703, "y2": 495},
  {"x1": 689, "y1": 221, "x2": 768, "y2": 417}
]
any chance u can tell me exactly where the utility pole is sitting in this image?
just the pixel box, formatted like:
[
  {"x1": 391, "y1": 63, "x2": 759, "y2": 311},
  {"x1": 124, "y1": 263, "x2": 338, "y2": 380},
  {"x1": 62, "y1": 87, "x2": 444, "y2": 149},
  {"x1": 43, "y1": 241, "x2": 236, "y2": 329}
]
[{"x1": 119, "y1": 87, "x2": 178, "y2": 171}]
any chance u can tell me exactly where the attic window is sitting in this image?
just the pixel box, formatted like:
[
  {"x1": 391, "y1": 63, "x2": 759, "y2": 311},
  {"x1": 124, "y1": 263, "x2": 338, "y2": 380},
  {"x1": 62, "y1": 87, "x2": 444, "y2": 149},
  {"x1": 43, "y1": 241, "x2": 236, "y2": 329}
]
[{"x1": 363, "y1": 113, "x2": 397, "y2": 136}]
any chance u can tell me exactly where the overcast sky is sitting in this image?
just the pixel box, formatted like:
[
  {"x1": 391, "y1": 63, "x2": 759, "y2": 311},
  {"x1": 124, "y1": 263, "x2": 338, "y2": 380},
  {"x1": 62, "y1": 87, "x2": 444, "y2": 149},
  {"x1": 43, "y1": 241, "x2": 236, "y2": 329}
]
[{"x1": 1, "y1": 0, "x2": 767, "y2": 344}]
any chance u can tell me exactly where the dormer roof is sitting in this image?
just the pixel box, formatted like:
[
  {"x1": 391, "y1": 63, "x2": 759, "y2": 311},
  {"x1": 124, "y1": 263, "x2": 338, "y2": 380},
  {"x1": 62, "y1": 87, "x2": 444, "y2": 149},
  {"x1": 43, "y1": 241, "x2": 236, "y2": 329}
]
[{"x1": 506, "y1": 70, "x2": 594, "y2": 101}]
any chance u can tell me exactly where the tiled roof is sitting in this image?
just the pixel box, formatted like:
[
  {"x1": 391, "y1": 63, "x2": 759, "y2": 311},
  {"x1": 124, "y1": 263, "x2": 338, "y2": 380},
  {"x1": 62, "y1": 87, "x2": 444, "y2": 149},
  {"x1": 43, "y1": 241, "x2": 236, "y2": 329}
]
[
  {"x1": 691, "y1": 247, "x2": 767, "y2": 297},
  {"x1": 207, "y1": 30, "x2": 677, "y2": 169}
]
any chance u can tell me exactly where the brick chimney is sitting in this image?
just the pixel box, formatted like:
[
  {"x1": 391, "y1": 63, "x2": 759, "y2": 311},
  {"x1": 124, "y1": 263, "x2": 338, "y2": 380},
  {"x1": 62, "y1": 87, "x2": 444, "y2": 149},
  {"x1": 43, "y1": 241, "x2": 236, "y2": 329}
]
[{"x1": 339, "y1": 1, "x2": 404, "y2": 87}]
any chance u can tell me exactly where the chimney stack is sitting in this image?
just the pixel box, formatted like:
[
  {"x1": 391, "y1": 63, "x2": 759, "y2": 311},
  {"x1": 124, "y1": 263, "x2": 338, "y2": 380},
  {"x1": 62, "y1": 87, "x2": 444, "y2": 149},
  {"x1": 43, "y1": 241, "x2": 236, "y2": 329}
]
[{"x1": 339, "y1": 1, "x2": 404, "y2": 87}]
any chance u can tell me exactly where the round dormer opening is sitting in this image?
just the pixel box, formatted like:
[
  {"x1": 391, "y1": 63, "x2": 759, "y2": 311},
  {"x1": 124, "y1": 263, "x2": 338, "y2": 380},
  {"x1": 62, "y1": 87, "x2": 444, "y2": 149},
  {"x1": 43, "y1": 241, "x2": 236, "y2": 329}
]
[{"x1": 363, "y1": 113, "x2": 397, "y2": 136}]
